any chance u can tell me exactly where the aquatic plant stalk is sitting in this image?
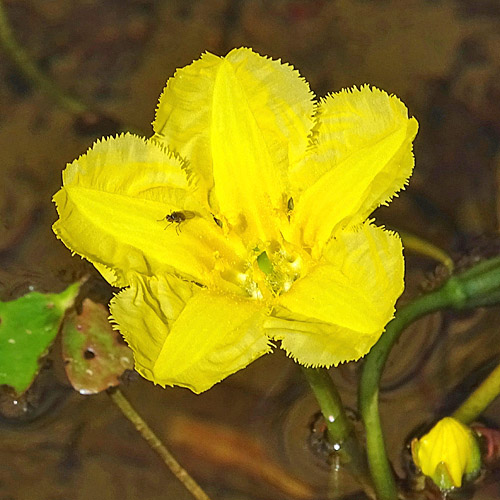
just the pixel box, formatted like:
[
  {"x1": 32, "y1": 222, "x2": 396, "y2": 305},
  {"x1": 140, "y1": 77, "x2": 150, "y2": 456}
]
[
  {"x1": 0, "y1": 0, "x2": 86, "y2": 114},
  {"x1": 302, "y1": 367, "x2": 354, "y2": 440},
  {"x1": 359, "y1": 290, "x2": 451, "y2": 500},
  {"x1": 360, "y1": 255, "x2": 500, "y2": 500},
  {"x1": 453, "y1": 362, "x2": 500, "y2": 424},
  {"x1": 301, "y1": 367, "x2": 375, "y2": 499},
  {"x1": 108, "y1": 388, "x2": 212, "y2": 500},
  {"x1": 399, "y1": 231, "x2": 454, "y2": 272}
]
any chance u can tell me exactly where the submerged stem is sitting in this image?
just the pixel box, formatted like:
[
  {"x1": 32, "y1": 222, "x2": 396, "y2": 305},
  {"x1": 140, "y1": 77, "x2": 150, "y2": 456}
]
[
  {"x1": 108, "y1": 388, "x2": 212, "y2": 500},
  {"x1": 0, "y1": 0, "x2": 86, "y2": 114},
  {"x1": 301, "y1": 367, "x2": 353, "y2": 440},
  {"x1": 453, "y1": 362, "x2": 500, "y2": 424},
  {"x1": 359, "y1": 289, "x2": 451, "y2": 500},
  {"x1": 399, "y1": 231, "x2": 454, "y2": 272},
  {"x1": 301, "y1": 367, "x2": 375, "y2": 499}
]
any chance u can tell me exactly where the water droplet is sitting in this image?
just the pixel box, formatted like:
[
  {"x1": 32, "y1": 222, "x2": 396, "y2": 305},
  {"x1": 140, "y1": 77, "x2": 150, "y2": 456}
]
[
  {"x1": 85, "y1": 368, "x2": 93, "y2": 376},
  {"x1": 120, "y1": 356, "x2": 130, "y2": 367}
]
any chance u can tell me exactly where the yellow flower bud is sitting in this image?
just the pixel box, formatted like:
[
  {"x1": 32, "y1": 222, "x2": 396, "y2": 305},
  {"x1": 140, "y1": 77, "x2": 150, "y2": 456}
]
[{"x1": 411, "y1": 417, "x2": 481, "y2": 490}]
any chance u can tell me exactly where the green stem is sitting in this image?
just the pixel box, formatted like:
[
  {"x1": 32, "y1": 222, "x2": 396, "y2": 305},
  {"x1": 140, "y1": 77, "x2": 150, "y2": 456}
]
[
  {"x1": 108, "y1": 388, "x2": 212, "y2": 500},
  {"x1": 301, "y1": 367, "x2": 376, "y2": 499},
  {"x1": 359, "y1": 278, "x2": 463, "y2": 500},
  {"x1": 358, "y1": 255, "x2": 500, "y2": 499},
  {"x1": 0, "y1": 0, "x2": 86, "y2": 114},
  {"x1": 452, "y1": 362, "x2": 500, "y2": 424},
  {"x1": 302, "y1": 366, "x2": 354, "y2": 441}
]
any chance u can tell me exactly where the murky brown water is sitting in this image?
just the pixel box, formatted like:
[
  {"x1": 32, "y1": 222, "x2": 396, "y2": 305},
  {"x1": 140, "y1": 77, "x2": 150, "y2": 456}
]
[{"x1": 1, "y1": 1, "x2": 500, "y2": 499}]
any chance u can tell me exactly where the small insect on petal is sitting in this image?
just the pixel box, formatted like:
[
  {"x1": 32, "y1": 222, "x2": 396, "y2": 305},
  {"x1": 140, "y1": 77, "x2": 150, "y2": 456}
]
[{"x1": 159, "y1": 210, "x2": 196, "y2": 234}]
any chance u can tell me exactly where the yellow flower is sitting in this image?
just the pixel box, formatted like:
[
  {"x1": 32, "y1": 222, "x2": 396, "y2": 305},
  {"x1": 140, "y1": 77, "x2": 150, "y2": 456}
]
[
  {"x1": 411, "y1": 417, "x2": 481, "y2": 490},
  {"x1": 52, "y1": 48, "x2": 418, "y2": 393}
]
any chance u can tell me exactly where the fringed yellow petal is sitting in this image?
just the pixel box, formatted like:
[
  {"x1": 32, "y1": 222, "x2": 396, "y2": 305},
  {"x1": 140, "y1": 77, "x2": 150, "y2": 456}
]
[
  {"x1": 292, "y1": 85, "x2": 418, "y2": 253},
  {"x1": 153, "y1": 51, "x2": 221, "y2": 194},
  {"x1": 211, "y1": 58, "x2": 281, "y2": 243},
  {"x1": 212, "y1": 48, "x2": 314, "y2": 244},
  {"x1": 110, "y1": 275, "x2": 271, "y2": 393},
  {"x1": 224, "y1": 48, "x2": 315, "y2": 172},
  {"x1": 265, "y1": 314, "x2": 378, "y2": 367},
  {"x1": 109, "y1": 274, "x2": 194, "y2": 379},
  {"x1": 154, "y1": 47, "x2": 315, "y2": 244},
  {"x1": 53, "y1": 134, "x2": 244, "y2": 287},
  {"x1": 154, "y1": 291, "x2": 271, "y2": 393},
  {"x1": 271, "y1": 223, "x2": 404, "y2": 366},
  {"x1": 323, "y1": 221, "x2": 405, "y2": 322}
]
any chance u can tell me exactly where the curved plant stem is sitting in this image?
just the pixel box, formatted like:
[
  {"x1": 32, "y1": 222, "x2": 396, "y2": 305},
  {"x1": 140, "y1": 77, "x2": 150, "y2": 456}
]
[
  {"x1": 108, "y1": 388, "x2": 212, "y2": 500},
  {"x1": 452, "y1": 362, "x2": 500, "y2": 424},
  {"x1": 399, "y1": 231, "x2": 454, "y2": 272},
  {"x1": 359, "y1": 278, "x2": 465, "y2": 500},
  {"x1": 358, "y1": 253, "x2": 500, "y2": 500},
  {"x1": 0, "y1": 0, "x2": 86, "y2": 114},
  {"x1": 301, "y1": 367, "x2": 375, "y2": 499}
]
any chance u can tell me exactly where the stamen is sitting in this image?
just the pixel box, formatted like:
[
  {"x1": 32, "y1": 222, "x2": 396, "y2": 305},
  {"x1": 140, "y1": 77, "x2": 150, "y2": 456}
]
[{"x1": 257, "y1": 251, "x2": 274, "y2": 275}]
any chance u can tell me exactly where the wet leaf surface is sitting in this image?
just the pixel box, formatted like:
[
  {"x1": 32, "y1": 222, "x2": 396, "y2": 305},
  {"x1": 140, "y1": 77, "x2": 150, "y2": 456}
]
[
  {"x1": 0, "y1": 282, "x2": 79, "y2": 394},
  {"x1": 61, "y1": 298, "x2": 133, "y2": 395}
]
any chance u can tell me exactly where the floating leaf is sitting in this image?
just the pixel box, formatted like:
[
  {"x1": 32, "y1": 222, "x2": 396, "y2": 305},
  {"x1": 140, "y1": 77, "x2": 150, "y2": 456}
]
[
  {"x1": 61, "y1": 298, "x2": 133, "y2": 394},
  {"x1": 0, "y1": 282, "x2": 80, "y2": 394}
]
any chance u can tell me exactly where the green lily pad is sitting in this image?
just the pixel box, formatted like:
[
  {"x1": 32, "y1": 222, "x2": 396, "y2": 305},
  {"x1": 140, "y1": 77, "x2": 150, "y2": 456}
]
[
  {"x1": 61, "y1": 298, "x2": 133, "y2": 395},
  {"x1": 0, "y1": 282, "x2": 80, "y2": 394}
]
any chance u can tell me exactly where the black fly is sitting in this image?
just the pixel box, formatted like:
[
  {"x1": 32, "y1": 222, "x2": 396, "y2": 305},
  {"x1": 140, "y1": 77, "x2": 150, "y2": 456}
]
[{"x1": 159, "y1": 210, "x2": 196, "y2": 234}]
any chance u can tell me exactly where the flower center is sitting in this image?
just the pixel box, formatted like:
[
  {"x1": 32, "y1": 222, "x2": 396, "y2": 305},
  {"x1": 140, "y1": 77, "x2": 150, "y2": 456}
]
[
  {"x1": 213, "y1": 200, "x2": 306, "y2": 300},
  {"x1": 253, "y1": 244, "x2": 303, "y2": 297}
]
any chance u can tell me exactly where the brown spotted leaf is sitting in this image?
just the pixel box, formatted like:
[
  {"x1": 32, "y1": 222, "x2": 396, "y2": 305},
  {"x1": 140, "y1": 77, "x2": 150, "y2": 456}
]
[{"x1": 61, "y1": 298, "x2": 133, "y2": 394}]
